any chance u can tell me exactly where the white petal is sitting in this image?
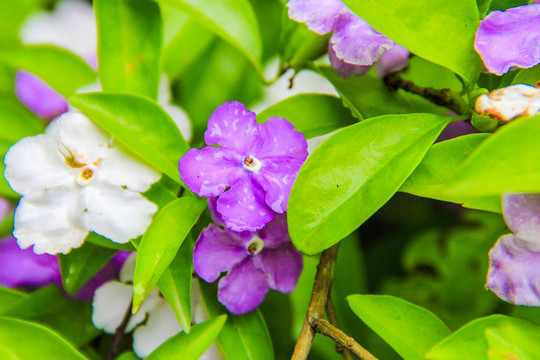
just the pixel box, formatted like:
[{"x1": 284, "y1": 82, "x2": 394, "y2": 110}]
[
  {"x1": 13, "y1": 188, "x2": 87, "y2": 254},
  {"x1": 56, "y1": 112, "x2": 110, "y2": 165},
  {"x1": 82, "y1": 181, "x2": 157, "y2": 243},
  {"x1": 99, "y1": 147, "x2": 160, "y2": 192},
  {"x1": 191, "y1": 279, "x2": 209, "y2": 324},
  {"x1": 120, "y1": 252, "x2": 137, "y2": 283},
  {"x1": 133, "y1": 300, "x2": 182, "y2": 358},
  {"x1": 199, "y1": 343, "x2": 226, "y2": 360},
  {"x1": 160, "y1": 103, "x2": 193, "y2": 142},
  {"x1": 4, "y1": 134, "x2": 75, "y2": 195}
]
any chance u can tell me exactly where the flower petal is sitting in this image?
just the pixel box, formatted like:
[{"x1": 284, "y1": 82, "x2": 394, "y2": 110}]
[
  {"x1": 0, "y1": 236, "x2": 61, "y2": 288},
  {"x1": 374, "y1": 44, "x2": 410, "y2": 78},
  {"x1": 287, "y1": 0, "x2": 345, "y2": 34},
  {"x1": 331, "y1": 10, "x2": 394, "y2": 66},
  {"x1": 82, "y1": 181, "x2": 157, "y2": 244},
  {"x1": 179, "y1": 146, "x2": 244, "y2": 198},
  {"x1": 487, "y1": 234, "x2": 540, "y2": 306},
  {"x1": 328, "y1": 45, "x2": 371, "y2": 78},
  {"x1": 254, "y1": 244, "x2": 303, "y2": 294},
  {"x1": 503, "y1": 194, "x2": 540, "y2": 243},
  {"x1": 193, "y1": 224, "x2": 248, "y2": 283},
  {"x1": 216, "y1": 178, "x2": 275, "y2": 232},
  {"x1": 15, "y1": 71, "x2": 68, "y2": 120},
  {"x1": 218, "y1": 259, "x2": 269, "y2": 315},
  {"x1": 257, "y1": 214, "x2": 290, "y2": 248},
  {"x1": 4, "y1": 134, "x2": 75, "y2": 195},
  {"x1": 132, "y1": 300, "x2": 182, "y2": 358},
  {"x1": 100, "y1": 146, "x2": 160, "y2": 192},
  {"x1": 474, "y1": 4, "x2": 540, "y2": 75},
  {"x1": 204, "y1": 101, "x2": 259, "y2": 154},
  {"x1": 13, "y1": 188, "x2": 88, "y2": 255},
  {"x1": 255, "y1": 117, "x2": 308, "y2": 161}
]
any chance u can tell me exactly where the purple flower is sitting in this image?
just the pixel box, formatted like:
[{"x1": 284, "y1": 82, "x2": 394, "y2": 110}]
[
  {"x1": 486, "y1": 194, "x2": 540, "y2": 305},
  {"x1": 287, "y1": 0, "x2": 409, "y2": 78},
  {"x1": 193, "y1": 214, "x2": 303, "y2": 315},
  {"x1": 474, "y1": 4, "x2": 540, "y2": 75},
  {"x1": 15, "y1": 71, "x2": 68, "y2": 120},
  {"x1": 179, "y1": 101, "x2": 308, "y2": 232}
]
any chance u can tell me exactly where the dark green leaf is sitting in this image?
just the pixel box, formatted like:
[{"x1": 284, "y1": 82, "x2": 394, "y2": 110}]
[
  {"x1": 511, "y1": 64, "x2": 540, "y2": 86},
  {"x1": 85, "y1": 232, "x2": 136, "y2": 251},
  {"x1": 0, "y1": 286, "x2": 26, "y2": 312}
]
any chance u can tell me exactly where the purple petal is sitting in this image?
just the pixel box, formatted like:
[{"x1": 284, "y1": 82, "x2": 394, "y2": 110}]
[
  {"x1": 216, "y1": 177, "x2": 275, "y2": 232},
  {"x1": 254, "y1": 244, "x2": 303, "y2": 294},
  {"x1": 287, "y1": 0, "x2": 345, "y2": 34},
  {"x1": 374, "y1": 44, "x2": 410, "y2": 78},
  {"x1": 15, "y1": 71, "x2": 68, "y2": 120},
  {"x1": 330, "y1": 10, "x2": 394, "y2": 66},
  {"x1": 0, "y1": 236, "x2": 61, "y2": 288},
  {"x1": 207, "y1": 197, "x2": 225, "y2": 227},
  {"x1": 474, "y1": 4, "x2": 540, "y2": 75},
  {"x1": 258, "y1": 214, "x2": 291, "y2": 247},
  {"x1": 179, "y1": 146, "x2": 244, "y2": 198},
  {"x1": 436, "y1": 120, "x2": 478, "y2": 143},
  {"x1": 218, "y1": 259, "x2": 269, "y2": 315},
  {"x1": 502, "y1": 194, "x2": 540, "y2": 242},
  {"x1": 487, "y1": 234, "x2": 540, "y2": 306},
  {"x1": 204, "y1": 101, "x2": 260, "y2": 154},
  {"x1": 329, "y1": 44, "x2": 371, "y2": 78},
  {"x1": 193, "y1": 224, "x2": 249, "y2": 283},
  {"x1": 256, "y1": 117, "x2": 308, "y2": 161}
]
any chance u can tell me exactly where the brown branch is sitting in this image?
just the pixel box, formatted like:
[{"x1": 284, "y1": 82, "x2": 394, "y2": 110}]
[
  {"x1": 326, "y1": 295, "x2": 355, "y2": 360},
  {"x1": 107, "y1": 299, "x2": 133, "y2": 360},
  {"x1": 311, "y1": 315, "x2": 378, "y2": 360}
]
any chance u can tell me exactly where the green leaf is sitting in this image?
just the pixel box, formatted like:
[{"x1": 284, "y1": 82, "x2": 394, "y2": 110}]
[
  {"x1": 400, "y1": 133, "x2": 501, "y2": 212},
  {"x1": 0, "y1": 45, "x2": 96, "y2": 97},
  {"x1": 156, "y1": 0, "x2": 263, "y2": 77},
  {"x1": 257, "y1": 94, "x2": 357, "y2": 139},
  {"x1": 58, "y1": 242, "x2": 118, "y2": 295},
  {"x1": 0, "y1": 286, "x2": 26, "y2": 311},
  {"x1": 133, "y1": 198, "x2": 206, "y2": 312},
  {"x1": 426, "y1": 315, "x2": 540, "y2": 360},
  {"x1": 446, "y1": 115, "x2": 540, "y2": 196},
  {"x1": 0, "y1": 139, "x2": 19, "y2": 198},
  {"x1": 341, "y1": 0, "x2": 483, "y2": 84},
  {"x1": 95, "y1": 0, "x2": 162, "y2": 99},
  {"x1": 511, "y1": 64, "x2": 540, "y2": 86},
  {"x1": 288, "y1": 113, "x2": 449, "y2": 254},
  {"x1": 0, "y1": 96, "x2": 45, "y2": 142},
  {"x1": 146, "y1": 315, "x2": 226, "y2": 360},
  {"x1": 85, "y1": 232, "x2": 136, "y2": 251},
  {"x1": 0, "y1": 317, "x2": 88, "y2": 360},
  {"x1": 318, "y1": 67, "x2": 451, "y2": 120},
  {"x1": 348, "y1": 295, "x2": 450, "y2": 360},
  {"x1": 116, "y1": 352, "x2": 140, "y2": 360},
  {"x1": 199, "y1": 280, "x2": 274, "y2": 360},
  {"x1": 158, "y1": 236, "x2": 194, "y2": 333},
  {"x1": 69, "y1": 92, "x2": 189, "y2": 183}
]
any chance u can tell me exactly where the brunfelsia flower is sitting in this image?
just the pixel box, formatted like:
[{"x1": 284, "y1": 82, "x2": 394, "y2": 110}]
[
  {"x1": 194, "y1": 213, "x2": 303, "y2": 315},
  {"x1": 179, "y1": 101, "x2": 308, "y2": 232},
  {"x1": 287, "y1": 0, "x2": 409, "y2": 78},
  {"x1": 487, "y1": 194, "x2": 540, "y2": 305},
  {"x1": 4, "y1": 111, "x2": 159, "y2": 254},
  {"x1": 475, "y1": 4, "x2": 540, "y2": 75},
  {"x1": 475, "y1": 84, "x2": 540, "y2": 123}
]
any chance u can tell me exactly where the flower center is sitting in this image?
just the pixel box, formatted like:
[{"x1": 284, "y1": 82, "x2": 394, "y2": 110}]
[
  {"x1": 246, "y1": 237, "x2": 264, "y2": 256},
  {"x1": 243, "y1": 155, "x2": 262, "y2": 172},
  {"x1": 76, "y1": 166, "x2": 96, "y2": 186}
]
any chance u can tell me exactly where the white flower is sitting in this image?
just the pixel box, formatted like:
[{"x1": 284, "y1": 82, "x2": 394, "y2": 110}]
[
  {"x1": 92, "y1": 254, "x2": 225, "y2": 359},
  {"x1": 475, "y1": 84, "x2": 540, "y2": 123},
  {"x1": 4, "y1": 112, "x2": 159, "y2": 254}
]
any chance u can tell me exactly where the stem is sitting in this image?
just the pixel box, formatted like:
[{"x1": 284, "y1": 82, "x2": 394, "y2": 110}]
[
  {"x1": 107, "y1": 299, "x2": 133, "y2": 360},
  {"x1": 384, "y1": 73, "x2": 471, "y2": 115},
  {"x1": 326, "y1": 296, "x2": 355, "y2": 360}
]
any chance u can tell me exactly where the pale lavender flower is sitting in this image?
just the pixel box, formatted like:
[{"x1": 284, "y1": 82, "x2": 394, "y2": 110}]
[
  {"x1": 287, "y1": 0, "x2": 409, "y2": 78},
  {"x1": 475, "y1": 4, "x2": 540, "y2": 75},
  {"x1": 179, "y1": 101, "x2": 308, "y2": 232},
  {"x1": 487, "y1": 194, "x2": 540, "y2": 305},
  {"x1": 193, "y1": 214, "x2": 303, "y2": 315}
]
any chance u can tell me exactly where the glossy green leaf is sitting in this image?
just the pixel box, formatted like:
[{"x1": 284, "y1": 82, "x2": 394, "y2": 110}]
[
  {"x1": 156, "y1": 0, "x2": 263, "y2": 77},
  {"x1": 158, "y1": 236, "x2": 194, "y2": 333},
  {"x1": 85, "y1": 232, "x2": 136, "y2": 251},
  {"x1": 342, "y1": 0, "x2": 483, "y2": 84},
  {"x1": 0, "y1": 96, "x2": 45, "y2": 142},
  {"x1": 426, "y1": 315, "x2": 540, "y2": 360},
  {"x1": 95, "y1": 0, "x2": 162, "y2": 99},
  {"x1": 58, "y1": 242, "x2": 117, "y2": 295},
  {"x1": 280, "y1": 19, "x2": 329, "y2": 69},
  {"x1": 0, "y1": 45, "x2": 96, "y2": 97},
  {"x1": 0, "y1": 317, "x2": 88, "y2": 360},
  {"x1": 348, "y1": 295, "x2": 450, "y2": 360},
  {"x1": 69, "y1": 92, "x2": 189, "y2": 183},
  {"x1": 511, "y1": 64, "x2": 540, "y2": 86},
  {"x1": 289, "y1": 113, "x2": 449, "y2": 254},
  {"x1": 318, "y1": 67, "x2": 450, "y2": 120},
  {"x1": 146, "y1": 315, "x2": 226, "y2": 360},
  {"x1": 257, "y1": 94, "x2": 357, "y2": 139},
  {"x1": 400, "y1": 133, "x2": 501, "y2": 212},
  {"x1": 446, "y1": 115, "x2": 540, "y2": 196},
  {"x1": 199, "y1": 280, "x2": 274, "y2": 360},
  {"x1": 133, "y1": 198, "x2": 206, "y2": 312}
]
